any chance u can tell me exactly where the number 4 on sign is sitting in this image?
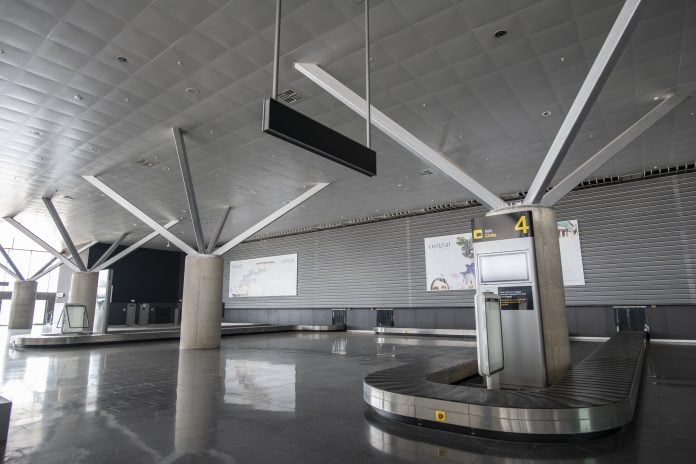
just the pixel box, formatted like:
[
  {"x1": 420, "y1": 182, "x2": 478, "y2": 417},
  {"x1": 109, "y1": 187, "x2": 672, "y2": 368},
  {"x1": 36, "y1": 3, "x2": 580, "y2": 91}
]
[{"x1": 514, "y1": 215, "x2": 529, "y2": 234}]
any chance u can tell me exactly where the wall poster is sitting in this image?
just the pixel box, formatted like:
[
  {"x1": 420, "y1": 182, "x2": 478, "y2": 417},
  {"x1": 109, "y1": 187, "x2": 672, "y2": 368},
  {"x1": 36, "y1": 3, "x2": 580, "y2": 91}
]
[
  {"x1": 229, "y1": 253, "x2": 298, "y2": 297},
  {"x1": 424, "y1": 219, "x2": 585, "y2": 291},
  {"x1": 557, "y1": 220, "x2": 585, "y2": 286},
  {"x1": 424, "y1": 234, "x2": 476, "y2": 291}
]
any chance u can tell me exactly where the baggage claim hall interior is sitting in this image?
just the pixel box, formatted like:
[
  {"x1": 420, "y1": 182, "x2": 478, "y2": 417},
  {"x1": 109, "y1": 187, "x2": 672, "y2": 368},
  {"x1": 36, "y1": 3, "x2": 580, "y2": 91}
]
[{"x1": 0, "y1": 0, "x2": 695, "y2": 463}]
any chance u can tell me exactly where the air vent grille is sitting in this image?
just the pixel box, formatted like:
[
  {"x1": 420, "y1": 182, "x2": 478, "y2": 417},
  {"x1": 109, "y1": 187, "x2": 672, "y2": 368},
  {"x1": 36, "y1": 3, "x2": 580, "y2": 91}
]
[
  {"x1": 278, "y1": 89, "x2": 303, "y2": 104},
  {"x1": 136, "y1": 158, "x2": 160, "y2": 168}
]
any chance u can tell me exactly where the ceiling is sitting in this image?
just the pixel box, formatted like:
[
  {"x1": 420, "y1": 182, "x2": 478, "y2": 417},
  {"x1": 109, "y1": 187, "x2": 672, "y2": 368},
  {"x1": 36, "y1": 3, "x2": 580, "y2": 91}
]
[{"x1": 0, "y1": 0, "x2": 694, "y2": 252}]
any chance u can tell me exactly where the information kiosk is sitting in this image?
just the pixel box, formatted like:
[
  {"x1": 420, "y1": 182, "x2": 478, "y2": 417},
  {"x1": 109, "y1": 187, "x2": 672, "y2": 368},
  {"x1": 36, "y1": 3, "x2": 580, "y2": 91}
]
[{"x1": 472, "y1": 211, "x2": 547, "y2": 388}]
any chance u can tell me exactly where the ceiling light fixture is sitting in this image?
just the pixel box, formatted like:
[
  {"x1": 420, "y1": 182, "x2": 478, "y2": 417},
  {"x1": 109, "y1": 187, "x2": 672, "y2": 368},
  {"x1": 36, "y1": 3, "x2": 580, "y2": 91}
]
[
  {"x1": 653, "y1": 96, "x2": 661, "y2": 101},
  {"x1": 117, "y1": 56, "x2": 128, "y2": 63},
  {"x1": 541, "y1": 110, "x2": 552, "y2": 117},
  {"x1": 30, "y1": 130, "x2": 41, "y2": 136},
  {"x1": 123, "y1": 97, "x2": 129, "y2": 102},
  {"x1": 185, "y1": 87, "x2": 200, "y2": 96},
  {"x1": 73, "y1": 94, "x2": 83, "y2": 101},
  {"x1": 494, "y1": 30, "x2": 508, "y2": 38}
]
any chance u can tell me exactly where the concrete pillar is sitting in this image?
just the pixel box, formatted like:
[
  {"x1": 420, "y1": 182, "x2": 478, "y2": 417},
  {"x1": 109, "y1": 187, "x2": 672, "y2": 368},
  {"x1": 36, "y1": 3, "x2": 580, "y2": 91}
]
[
  {"x1": 8, "y1": 280, "x2": 38, "y2": 329},
  {"x1": 489, "y1": 205, "x2": 572, "y2": 384},
  {"x1": 68, "y1": 271, "x2": 99, "y2": 331},
  {"x1": 180, "y1": 255, "x2": 223, "y2": 350}
]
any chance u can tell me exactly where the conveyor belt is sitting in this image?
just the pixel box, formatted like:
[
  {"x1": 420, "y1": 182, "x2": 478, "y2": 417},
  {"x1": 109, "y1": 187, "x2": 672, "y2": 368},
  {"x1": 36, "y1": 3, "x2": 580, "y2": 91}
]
[
  {"x1": 364, "y1": 331, "x2": 646, "y2": 439},
  {"x1": 10, "y1": 324, "x2": 345, "y2": 347}
]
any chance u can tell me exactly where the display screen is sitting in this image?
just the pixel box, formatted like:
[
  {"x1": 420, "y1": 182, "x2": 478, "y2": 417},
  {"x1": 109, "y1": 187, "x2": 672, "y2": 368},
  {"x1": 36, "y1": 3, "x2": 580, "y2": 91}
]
[
  {"x1": 479, "y1": 252, "x2": 529, "y2": 283},
  {"x1": 499, "y1": 286, "x2": 534, "y2": 310},
  {"x1": 485, "y1": 298, "x2": 504, "y2": 374}
]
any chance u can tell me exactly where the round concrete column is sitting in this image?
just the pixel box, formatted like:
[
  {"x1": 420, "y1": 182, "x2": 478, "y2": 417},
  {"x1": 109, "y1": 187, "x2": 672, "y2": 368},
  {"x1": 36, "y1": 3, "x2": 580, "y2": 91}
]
[
  {"x1": 68, "y1": 271, "x2": 99, "y2": 331},
  {"x1": 8, "y1": 280, "x2": 38, "y2": 329},
  {"x1": 180, "y1": 254, "x2": 223, "y2": 350}
]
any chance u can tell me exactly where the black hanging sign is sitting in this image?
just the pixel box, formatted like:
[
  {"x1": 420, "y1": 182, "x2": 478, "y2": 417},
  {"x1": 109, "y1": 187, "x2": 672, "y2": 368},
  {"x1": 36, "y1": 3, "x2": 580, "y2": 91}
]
[{"x1": 262, "y1": 98, "x2": 377, "y2": 177}]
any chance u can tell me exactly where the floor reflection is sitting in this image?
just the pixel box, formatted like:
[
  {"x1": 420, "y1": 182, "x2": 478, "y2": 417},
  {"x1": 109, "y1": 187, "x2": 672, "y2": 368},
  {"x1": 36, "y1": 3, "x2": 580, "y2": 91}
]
[
  {"x1": 0, "y1": 331, "x2": 693, "y2": 463},
  {"x1": 364, "y1": 408, "x2": 639, "y2": 463},
  {"x1": 224, "y1": 359, "x2": 295, "y2": 412}
]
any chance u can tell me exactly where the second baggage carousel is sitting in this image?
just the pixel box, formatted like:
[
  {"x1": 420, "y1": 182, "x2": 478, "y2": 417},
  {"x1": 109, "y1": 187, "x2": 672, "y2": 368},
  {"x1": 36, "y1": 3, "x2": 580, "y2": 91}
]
[{"x1": 10, "y1": 322, "x2": 346, "y2": 347}]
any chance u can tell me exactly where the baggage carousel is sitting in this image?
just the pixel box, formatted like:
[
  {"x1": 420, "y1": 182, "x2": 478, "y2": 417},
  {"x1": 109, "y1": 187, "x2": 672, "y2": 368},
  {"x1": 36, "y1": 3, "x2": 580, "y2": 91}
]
[
  {"x1": 10, "y1": 322, "x2": 345, "y2": 348},
  {"x1": 364, "y1": 331, "x2": 646, "y2": 440}
]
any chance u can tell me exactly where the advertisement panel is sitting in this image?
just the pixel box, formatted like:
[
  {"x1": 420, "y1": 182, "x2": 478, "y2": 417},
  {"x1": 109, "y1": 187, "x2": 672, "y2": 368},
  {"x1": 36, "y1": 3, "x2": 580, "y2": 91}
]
[
  {"x1": 557, "y1": 219, "x2": 585, "y2": 286},
  {"x1": 424, "y1": 234, "x2": 476, "y2": 291},
  {"x1": 229, "y1": 253, "x2": 298, "y2": 297},
  {"x1": 425, "y1": 219, "x2": 585, "y2": 290}
]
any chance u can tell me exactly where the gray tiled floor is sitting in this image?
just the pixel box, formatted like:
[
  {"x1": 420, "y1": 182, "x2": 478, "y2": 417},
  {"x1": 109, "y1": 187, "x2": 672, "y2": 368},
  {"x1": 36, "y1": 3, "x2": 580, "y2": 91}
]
[{"x1": 0, "y1": 329, "x2": 695, "y2": 463}]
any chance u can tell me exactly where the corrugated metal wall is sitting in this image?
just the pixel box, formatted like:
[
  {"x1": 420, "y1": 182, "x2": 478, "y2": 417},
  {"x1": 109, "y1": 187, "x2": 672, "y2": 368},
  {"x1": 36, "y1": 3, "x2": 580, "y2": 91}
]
[{"x1": 223, "y1": 173, "x2": 696, "y2": 309}]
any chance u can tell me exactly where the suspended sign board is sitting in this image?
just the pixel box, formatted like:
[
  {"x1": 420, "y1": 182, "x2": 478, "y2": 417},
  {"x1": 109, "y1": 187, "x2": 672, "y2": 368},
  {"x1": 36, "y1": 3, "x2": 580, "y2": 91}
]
[
  {"x1": 262, "y1": 98, "x2": 377, "y2": 176},
  {"x1": 228, "y1": 253, "x2": 298, "y2": 298}
]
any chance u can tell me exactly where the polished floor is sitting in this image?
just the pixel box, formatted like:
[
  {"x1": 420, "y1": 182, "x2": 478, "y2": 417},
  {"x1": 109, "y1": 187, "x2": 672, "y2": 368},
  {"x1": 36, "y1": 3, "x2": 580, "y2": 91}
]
[{"x1": 0, "y1": 329, "x2": 694, "y2": 463}]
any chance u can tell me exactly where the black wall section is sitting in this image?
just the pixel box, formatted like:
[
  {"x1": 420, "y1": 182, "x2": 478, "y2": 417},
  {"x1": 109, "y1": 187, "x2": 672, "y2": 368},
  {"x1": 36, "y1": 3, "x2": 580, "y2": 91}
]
[
  {"x1": 222, "y1": 173, "x2": 696, "y2": 339},
  {"x1": 87, "y1": 245, "x2": 185, "y2": 303}
]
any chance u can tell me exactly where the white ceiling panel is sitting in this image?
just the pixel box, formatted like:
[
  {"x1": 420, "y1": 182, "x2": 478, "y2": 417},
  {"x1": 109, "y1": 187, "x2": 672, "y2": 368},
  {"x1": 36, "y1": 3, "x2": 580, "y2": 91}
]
[{"x1": 0, "y1": 0, "x2": 693, "y2": 250}]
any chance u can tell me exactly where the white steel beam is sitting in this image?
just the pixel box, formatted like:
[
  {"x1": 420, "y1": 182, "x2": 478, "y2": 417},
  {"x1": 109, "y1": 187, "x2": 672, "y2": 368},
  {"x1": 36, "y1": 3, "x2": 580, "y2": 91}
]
[
  {"x1": 30, "y1": 241, "x2": 98, "y2": 281},
  {"x1": 541, "y1": 93, "x2": 688, "y2": 206},
  {"x1": 0, "y1": 261, "x2": 21, "y2": 281},
  {"x1": 2, "y1": 217, "x2": 80, "y2": 272},
  {"x1": 42, "y1": 197, "x2": 87, "y2": 271},
  {"x1": 0, "y1": 244, "x2": 24, "y2": 281},
  {"x1": 172, "y1": 127, "x2": 205, "y2": 253},
  {"x1": 294, "y1": 62, "x2": 505, "y2": 210},
  {"x1": 213, "y1": 183, "x2": 329, "y2": 256},
  {"x1": 89, "y1": 232, "x2": 129, "y2": 271},
  {"x1": 206, "y1": 206, "x2": 231, "y2": 254},
  {"x1": 524, "y1": 0, "x2": 644, "y2": 204},
  {"x1": 82, "y1": 175, "x2": 198, "y2": 256},
  {"x1": 93, "y1": 221, "x2": 179, "y2": 272}
]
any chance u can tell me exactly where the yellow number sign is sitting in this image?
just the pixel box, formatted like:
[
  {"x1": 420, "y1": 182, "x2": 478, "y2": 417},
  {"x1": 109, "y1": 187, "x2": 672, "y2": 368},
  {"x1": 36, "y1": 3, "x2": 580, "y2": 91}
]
[{"x1": 514, "y1": 215, "x2": 529, "y2": 234}]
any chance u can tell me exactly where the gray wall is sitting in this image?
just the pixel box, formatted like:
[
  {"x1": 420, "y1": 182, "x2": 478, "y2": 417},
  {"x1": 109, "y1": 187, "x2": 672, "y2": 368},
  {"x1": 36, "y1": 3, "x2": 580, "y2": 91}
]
[{"x1": 223, "y1": 174, "x2": 696, "y2": 338}]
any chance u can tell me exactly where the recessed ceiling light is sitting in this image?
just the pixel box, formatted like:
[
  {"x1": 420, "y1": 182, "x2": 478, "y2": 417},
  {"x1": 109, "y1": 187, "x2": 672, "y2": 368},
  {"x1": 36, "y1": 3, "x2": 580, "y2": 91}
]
[
  {"x1": 185, "y1": 87, "x2": 200, "y2": 96},
  {"x1": 494, "y1": 30, "x2": 507, "y2": 38},
  {"x1": 690, "y1": 112, "x2": 695, "y2": 116},
  {"x1": 397, "y1": 184, "x2": 402, "y2": 187},
  {"x1": 541, "y1": 110, "x2": 552, "y2": 117},
  {"x1": 73, "y1": 94, "x2": 83, "y2": 101},
  {"x1": 653, "y1": 166, "x2": 658, "y2": 169},
  {"x1": 123, "y1": 97, "x2": 129, "y2": 102},
  {"x1": 30, "y1": 130, "x2": 41, "y2": 136},
  {"x1": 653, "y1": 96, "x2": 661, "y2": 101},
  {"x1": 176, "y1": 60, "x2": 184, "y2": 66},
  {"x1": 560, "y1": 56, "x2": 566, "y2": 62},
  {"x1": 117, "y1": 56, "x2": 128, "y2": 63}
]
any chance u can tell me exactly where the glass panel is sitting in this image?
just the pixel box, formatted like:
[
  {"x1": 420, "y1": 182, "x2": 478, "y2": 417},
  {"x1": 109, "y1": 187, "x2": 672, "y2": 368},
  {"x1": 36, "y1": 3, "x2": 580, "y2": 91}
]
[{"x1": 479, "y1": 252, "x2": 529, "y2": 283}]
